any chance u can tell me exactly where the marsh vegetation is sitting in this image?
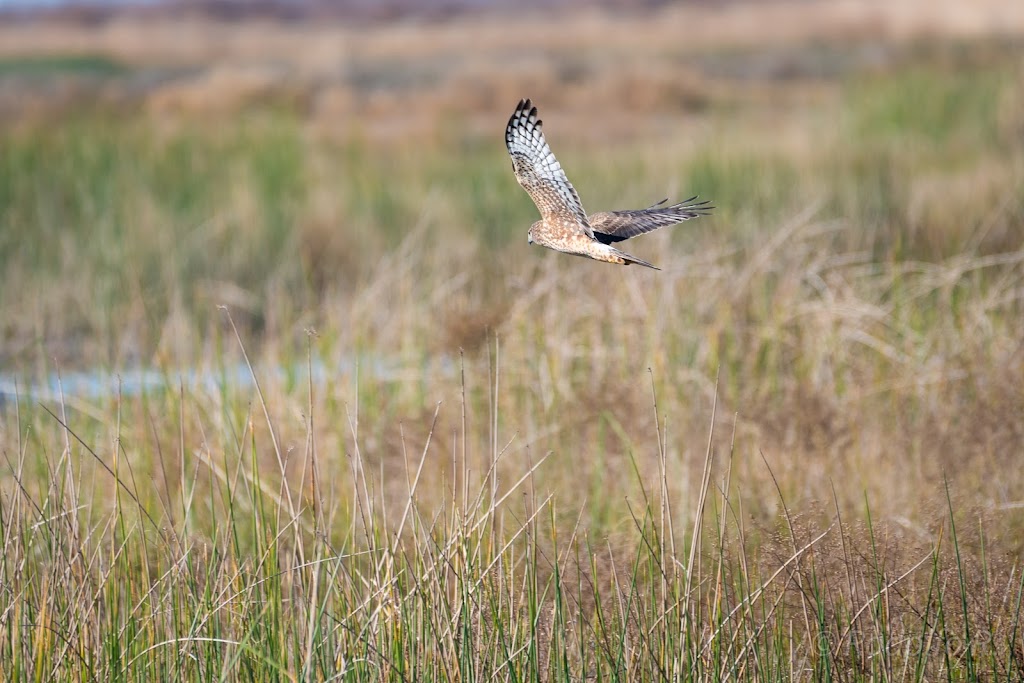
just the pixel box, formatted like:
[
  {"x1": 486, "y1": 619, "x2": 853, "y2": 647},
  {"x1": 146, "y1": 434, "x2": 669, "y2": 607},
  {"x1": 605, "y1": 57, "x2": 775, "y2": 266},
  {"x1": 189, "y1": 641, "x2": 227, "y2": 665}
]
[{"x1": 1, "y1": 5, "x2": 1023, "y2": 680}]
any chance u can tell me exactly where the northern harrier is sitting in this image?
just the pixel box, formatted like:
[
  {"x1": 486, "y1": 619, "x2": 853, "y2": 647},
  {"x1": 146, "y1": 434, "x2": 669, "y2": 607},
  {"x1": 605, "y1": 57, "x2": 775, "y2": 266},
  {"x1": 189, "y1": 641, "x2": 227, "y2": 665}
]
[{"x1": 505, "y1": 98, "x2": 711, "y2": 270}]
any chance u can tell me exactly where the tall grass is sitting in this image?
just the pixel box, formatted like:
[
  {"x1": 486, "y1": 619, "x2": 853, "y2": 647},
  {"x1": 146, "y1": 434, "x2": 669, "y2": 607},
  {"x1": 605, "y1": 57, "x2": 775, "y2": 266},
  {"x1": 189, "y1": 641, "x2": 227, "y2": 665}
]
[{"x1": 2, "y1": 339, "x2": 1021, "y2": 680}]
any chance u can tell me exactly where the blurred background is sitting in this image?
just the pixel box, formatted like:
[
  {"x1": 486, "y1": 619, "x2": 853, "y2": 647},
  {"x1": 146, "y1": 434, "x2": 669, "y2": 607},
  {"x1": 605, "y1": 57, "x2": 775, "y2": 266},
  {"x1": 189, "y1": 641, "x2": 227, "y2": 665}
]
[
  {"x1": 2, "y1": 0, "x2": 1022, "y2": 369},
  {"x1": 0, "y1": 0, "x2": 1022, "y2": 530}
]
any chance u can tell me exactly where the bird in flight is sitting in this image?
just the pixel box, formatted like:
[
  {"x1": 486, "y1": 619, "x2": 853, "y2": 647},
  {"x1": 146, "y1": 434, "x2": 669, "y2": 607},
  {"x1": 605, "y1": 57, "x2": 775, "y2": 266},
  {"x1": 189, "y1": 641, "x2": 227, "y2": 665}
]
[{"x1": 505, "y1": 98, "x2": 711, "y2": 270}]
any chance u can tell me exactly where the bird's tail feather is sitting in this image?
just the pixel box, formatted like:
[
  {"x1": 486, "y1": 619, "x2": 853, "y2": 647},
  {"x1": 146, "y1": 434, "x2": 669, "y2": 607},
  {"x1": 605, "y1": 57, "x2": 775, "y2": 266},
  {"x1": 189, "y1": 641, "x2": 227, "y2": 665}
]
[{"x1": 616, "y1": 248, "x2": 659, "y2": 270}]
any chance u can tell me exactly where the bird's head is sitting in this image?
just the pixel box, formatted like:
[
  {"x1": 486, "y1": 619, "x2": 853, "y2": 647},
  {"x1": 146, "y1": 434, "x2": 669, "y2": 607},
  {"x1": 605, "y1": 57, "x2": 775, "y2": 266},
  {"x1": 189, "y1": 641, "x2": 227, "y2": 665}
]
[{"x1": 527, "y1": 221, "x2": 539, "y2": 245}]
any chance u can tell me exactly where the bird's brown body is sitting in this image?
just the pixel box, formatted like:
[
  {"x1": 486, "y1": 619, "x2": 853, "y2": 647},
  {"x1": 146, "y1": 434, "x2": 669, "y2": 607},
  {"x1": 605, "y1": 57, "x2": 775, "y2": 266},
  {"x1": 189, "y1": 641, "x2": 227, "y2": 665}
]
[
  {"x1": 505, "y1": 99, "x2": 711, "y2": 270},
  {"x1": 529, "y1": 220, "x2": 631, "y2": 265}
]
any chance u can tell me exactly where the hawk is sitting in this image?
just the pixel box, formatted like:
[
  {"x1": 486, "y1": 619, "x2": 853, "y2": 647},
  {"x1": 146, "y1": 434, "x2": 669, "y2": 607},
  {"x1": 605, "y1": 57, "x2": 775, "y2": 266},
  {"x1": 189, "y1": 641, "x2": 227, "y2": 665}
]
[{"x1": 505, "y1": 98, "x2": 711, "y2": 270}]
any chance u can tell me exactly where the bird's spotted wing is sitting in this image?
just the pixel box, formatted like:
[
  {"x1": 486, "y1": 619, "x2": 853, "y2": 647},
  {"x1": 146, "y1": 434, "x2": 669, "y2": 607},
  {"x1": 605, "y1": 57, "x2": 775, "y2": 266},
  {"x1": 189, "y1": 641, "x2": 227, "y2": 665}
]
[
  {"x1": 505, "y1": 99, "x2": 592, "y2": 237},
  {"x1": 589, "y1": 196, "x2": 713, "y2": 244}
]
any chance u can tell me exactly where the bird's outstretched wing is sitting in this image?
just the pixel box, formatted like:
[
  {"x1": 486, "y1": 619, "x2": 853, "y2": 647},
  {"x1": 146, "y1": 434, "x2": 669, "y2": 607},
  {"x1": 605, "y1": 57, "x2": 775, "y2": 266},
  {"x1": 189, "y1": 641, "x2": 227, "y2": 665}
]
[
  {"x1": 505, "y1": 98, "x2": 592, "y2": 237},
  {"x1": 589, "y1": 196, "x2": 713, "y2": 244}
]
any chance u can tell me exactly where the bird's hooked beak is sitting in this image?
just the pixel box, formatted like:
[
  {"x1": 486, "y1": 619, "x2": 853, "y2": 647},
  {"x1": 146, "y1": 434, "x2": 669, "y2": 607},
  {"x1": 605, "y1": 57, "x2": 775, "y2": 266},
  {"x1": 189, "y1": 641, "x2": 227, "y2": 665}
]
[{"x1": 527, "y1": 232, "x2": 534, "y2": 245}]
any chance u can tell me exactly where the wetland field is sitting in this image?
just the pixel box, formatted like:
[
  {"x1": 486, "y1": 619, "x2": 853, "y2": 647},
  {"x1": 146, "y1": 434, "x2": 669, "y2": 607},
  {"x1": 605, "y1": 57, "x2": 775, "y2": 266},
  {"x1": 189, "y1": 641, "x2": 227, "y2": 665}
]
[{"x1": 1, "y1": 2, "x2": 1023, "y2": 679}]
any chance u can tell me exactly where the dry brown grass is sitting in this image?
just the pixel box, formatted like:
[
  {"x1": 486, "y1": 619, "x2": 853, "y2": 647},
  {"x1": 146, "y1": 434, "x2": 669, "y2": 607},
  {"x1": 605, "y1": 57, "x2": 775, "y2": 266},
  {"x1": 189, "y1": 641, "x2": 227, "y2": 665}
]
[{"x1": 2, "y1": 0, "x2": 1024, "y2": 133}]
